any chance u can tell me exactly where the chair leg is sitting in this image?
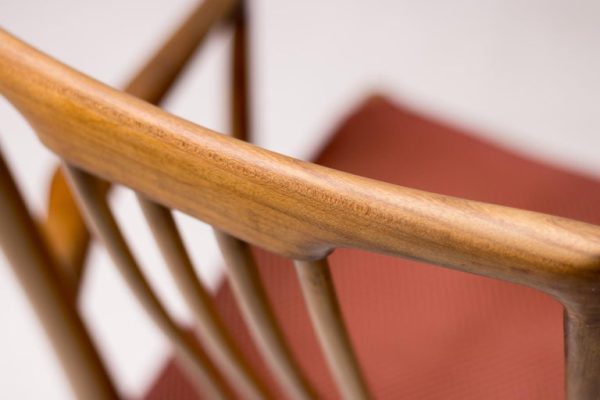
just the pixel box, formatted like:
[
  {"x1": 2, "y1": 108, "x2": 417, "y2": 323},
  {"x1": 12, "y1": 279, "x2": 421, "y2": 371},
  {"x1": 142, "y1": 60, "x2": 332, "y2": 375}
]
[
  {"x1": 564, "y1": 308, "x2": 600, "y2": 400},
  {"x1": 0, "y1": 151, "x2": 118, "y2": 399}
]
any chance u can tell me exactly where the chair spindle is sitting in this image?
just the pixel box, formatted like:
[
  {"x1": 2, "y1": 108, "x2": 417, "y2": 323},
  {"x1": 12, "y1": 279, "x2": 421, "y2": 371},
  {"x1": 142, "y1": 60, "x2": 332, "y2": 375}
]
[
  {"x1": 215, "y1": 231, "x2": 317, "y2": 400},
  {"x1": 230, "y1": 0, "x2": 250, "y2": 142},
  {"x1": 137, "y1": 194, "x2": 270, "y2": 399},
  {"x1": 295, "y1": 258, "x2": 370, "y2": 400},
  {"x1": 63, "y1": 164, "x2": 233, "y2": 400},
  {"x1": 0, "y1": 151, "x2": 118, "y2": 399}
]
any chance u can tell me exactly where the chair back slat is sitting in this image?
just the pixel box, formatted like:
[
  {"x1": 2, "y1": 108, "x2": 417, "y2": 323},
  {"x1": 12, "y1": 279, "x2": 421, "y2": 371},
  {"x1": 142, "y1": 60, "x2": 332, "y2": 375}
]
[
  {"x1": 295, "y1": 258, "x2": 371, "y2": 399},
  {"x1": 0, "y1": 151, "x2": 118, "y2": 399},
  {"x1": 64, "y1": 164, "x2": 233, "y2": 399},
  {"x1": 137, "y1": 194, "x2": 271, "y2": 399},
  {"x1": 215, "y1": 231, "x2": 317, "y2": 400},
  {"x1": 230, "y1": 2, "x2": 250, "y2": 142}
]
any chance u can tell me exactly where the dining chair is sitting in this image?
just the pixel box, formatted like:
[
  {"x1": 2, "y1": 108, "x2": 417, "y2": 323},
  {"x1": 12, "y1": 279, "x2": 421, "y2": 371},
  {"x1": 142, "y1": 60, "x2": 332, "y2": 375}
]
[{"x1": 1, "y1": 1, "x2": 599, "y2": 399}]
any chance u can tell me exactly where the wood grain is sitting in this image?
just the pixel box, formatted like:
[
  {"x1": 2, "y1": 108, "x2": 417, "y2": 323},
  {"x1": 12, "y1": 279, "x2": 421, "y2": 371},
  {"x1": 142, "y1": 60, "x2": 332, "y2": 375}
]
[
  {"x1": 3, "y1": 27, "x2": 600, "y2": 399},
  {"x1": 2, "y1": 28, "x2": 598, "y2": 300},
  {"x1": 64, "y1": 165, "x2": 233, "y2": 400},
  {"x1": 295, "y1": 259, "x2": 370, "y2": 400},
  {"x1": 0, "y1": 150, "x2": 118, "y2": 399},
  {"x1": 40, "y1": 0, "x2": 238, "y2": 296}
]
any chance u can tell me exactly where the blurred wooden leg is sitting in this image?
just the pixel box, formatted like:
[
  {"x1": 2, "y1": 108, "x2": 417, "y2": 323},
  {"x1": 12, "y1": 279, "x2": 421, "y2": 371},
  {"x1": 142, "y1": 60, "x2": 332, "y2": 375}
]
[{"x1": 0, "y1": 150, "x2": 118, "y2": 400}]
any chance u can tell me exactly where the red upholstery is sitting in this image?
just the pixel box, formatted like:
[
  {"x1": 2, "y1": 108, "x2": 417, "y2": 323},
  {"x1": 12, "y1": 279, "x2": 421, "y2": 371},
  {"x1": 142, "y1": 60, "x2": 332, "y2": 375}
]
[{"x1": 143, "y1": 96, "x2": 600, "y2": 399}]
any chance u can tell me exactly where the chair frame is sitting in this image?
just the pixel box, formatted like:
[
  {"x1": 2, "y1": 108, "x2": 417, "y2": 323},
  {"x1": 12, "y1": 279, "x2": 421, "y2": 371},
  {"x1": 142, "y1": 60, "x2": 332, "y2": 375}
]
[{"x1": 1, "y1": 1, "x2": 599, "y2": 399}]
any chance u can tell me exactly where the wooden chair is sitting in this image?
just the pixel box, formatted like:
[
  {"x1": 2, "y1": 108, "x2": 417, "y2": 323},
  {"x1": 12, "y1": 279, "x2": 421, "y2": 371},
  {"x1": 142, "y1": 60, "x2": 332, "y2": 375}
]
[{"x1": 1, "y1": 1, "x2": 599, "y2": 399}]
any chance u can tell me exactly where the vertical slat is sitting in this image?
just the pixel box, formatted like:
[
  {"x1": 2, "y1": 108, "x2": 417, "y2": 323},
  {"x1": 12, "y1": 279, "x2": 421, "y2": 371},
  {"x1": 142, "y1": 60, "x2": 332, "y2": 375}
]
[
  {"x1": 295, "y1": 258, "x2": 370, "y2": 400},
  {"x1": 219, "y1": 4, "x2": 316, "y2": 398},
  {"x1": 42, "y1": 170, "x2": 110, "y2": 300},
  {"x1": 215, "y1": 231, "x2": 317, "y2": 400},
  {"x1": 0, "y1": 151, "x2": 118, "y2": 399},
  {"x1": 136, "y1": 195, "x2": 270, "y2": 399},
  {"x1": 564, "y1": 308, "x2": 600, "y2": 400},
  {"x1": 230, "y1": 0, "x2": 250, "y2": 142},
  {"x1": 63, "y1": 164, "x2": 233, "y2": 400}
]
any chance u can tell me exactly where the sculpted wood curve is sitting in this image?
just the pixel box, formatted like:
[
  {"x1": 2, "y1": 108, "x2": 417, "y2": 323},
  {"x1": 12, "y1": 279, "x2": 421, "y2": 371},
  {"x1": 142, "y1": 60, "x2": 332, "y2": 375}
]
[{"x1": 1, "y1": 28, "x2": 600, "y2": 305}]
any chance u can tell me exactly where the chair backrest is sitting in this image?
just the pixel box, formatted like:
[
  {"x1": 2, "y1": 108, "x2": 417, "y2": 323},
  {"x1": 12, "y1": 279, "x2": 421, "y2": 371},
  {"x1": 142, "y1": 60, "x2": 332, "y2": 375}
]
[{"x1": 1, "y1": 2, "x2": 600, "y2": 399}]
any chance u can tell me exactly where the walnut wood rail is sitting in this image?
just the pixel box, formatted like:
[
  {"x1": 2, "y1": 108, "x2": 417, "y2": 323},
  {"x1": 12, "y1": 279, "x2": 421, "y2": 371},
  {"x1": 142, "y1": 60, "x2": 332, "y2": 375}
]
[{"x1": 2, "y1": 18, "x2": 600, "y2": 400}]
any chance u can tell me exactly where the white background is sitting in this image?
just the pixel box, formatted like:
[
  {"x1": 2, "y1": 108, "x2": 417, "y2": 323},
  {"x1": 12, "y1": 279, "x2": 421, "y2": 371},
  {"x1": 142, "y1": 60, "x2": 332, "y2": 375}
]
[{"x1": 1, "y1": 0, "x2": 599, "y2": 398}]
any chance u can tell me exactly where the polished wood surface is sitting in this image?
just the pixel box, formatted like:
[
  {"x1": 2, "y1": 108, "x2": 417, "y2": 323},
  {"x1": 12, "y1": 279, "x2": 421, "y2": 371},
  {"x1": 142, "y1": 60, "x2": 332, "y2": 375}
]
[
  {"x1": 0, "y1": 151, "x2": 118, "y2": 399},
  {"x1": 2, "y1": 11, "x2": 600, "y2": 398},
  {"x1": 295, "y1": 259, "x2": 370, "y2": 400},
  {"x1": 137, "y1": 195, "x2": 270, "y2": 399},
  {"x1": 2, "y1": 28, "x2": 598, "y2": 299},
  {"x1": 40, "y1": 0, "x2": 239, "y2": 297},
  {"x1": 64, "y1": 165, "x2": 233, "y2": 400},
  {"x1": 215, "y1": 231, "x2": 317, "y2": 400}
]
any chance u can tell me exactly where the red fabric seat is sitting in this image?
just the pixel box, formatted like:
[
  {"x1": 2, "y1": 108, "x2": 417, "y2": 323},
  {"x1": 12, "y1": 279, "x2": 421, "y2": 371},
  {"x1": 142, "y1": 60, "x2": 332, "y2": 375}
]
[{"x1": 144, "y1": 95, "x2": 600, "y2": 399}]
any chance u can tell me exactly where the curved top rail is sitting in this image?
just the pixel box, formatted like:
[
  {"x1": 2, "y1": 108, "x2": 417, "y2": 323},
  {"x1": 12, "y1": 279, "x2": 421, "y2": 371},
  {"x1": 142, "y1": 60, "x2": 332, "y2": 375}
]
[{"x1": 1, "y1": 28, "x2": 599, "y2": 306}]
